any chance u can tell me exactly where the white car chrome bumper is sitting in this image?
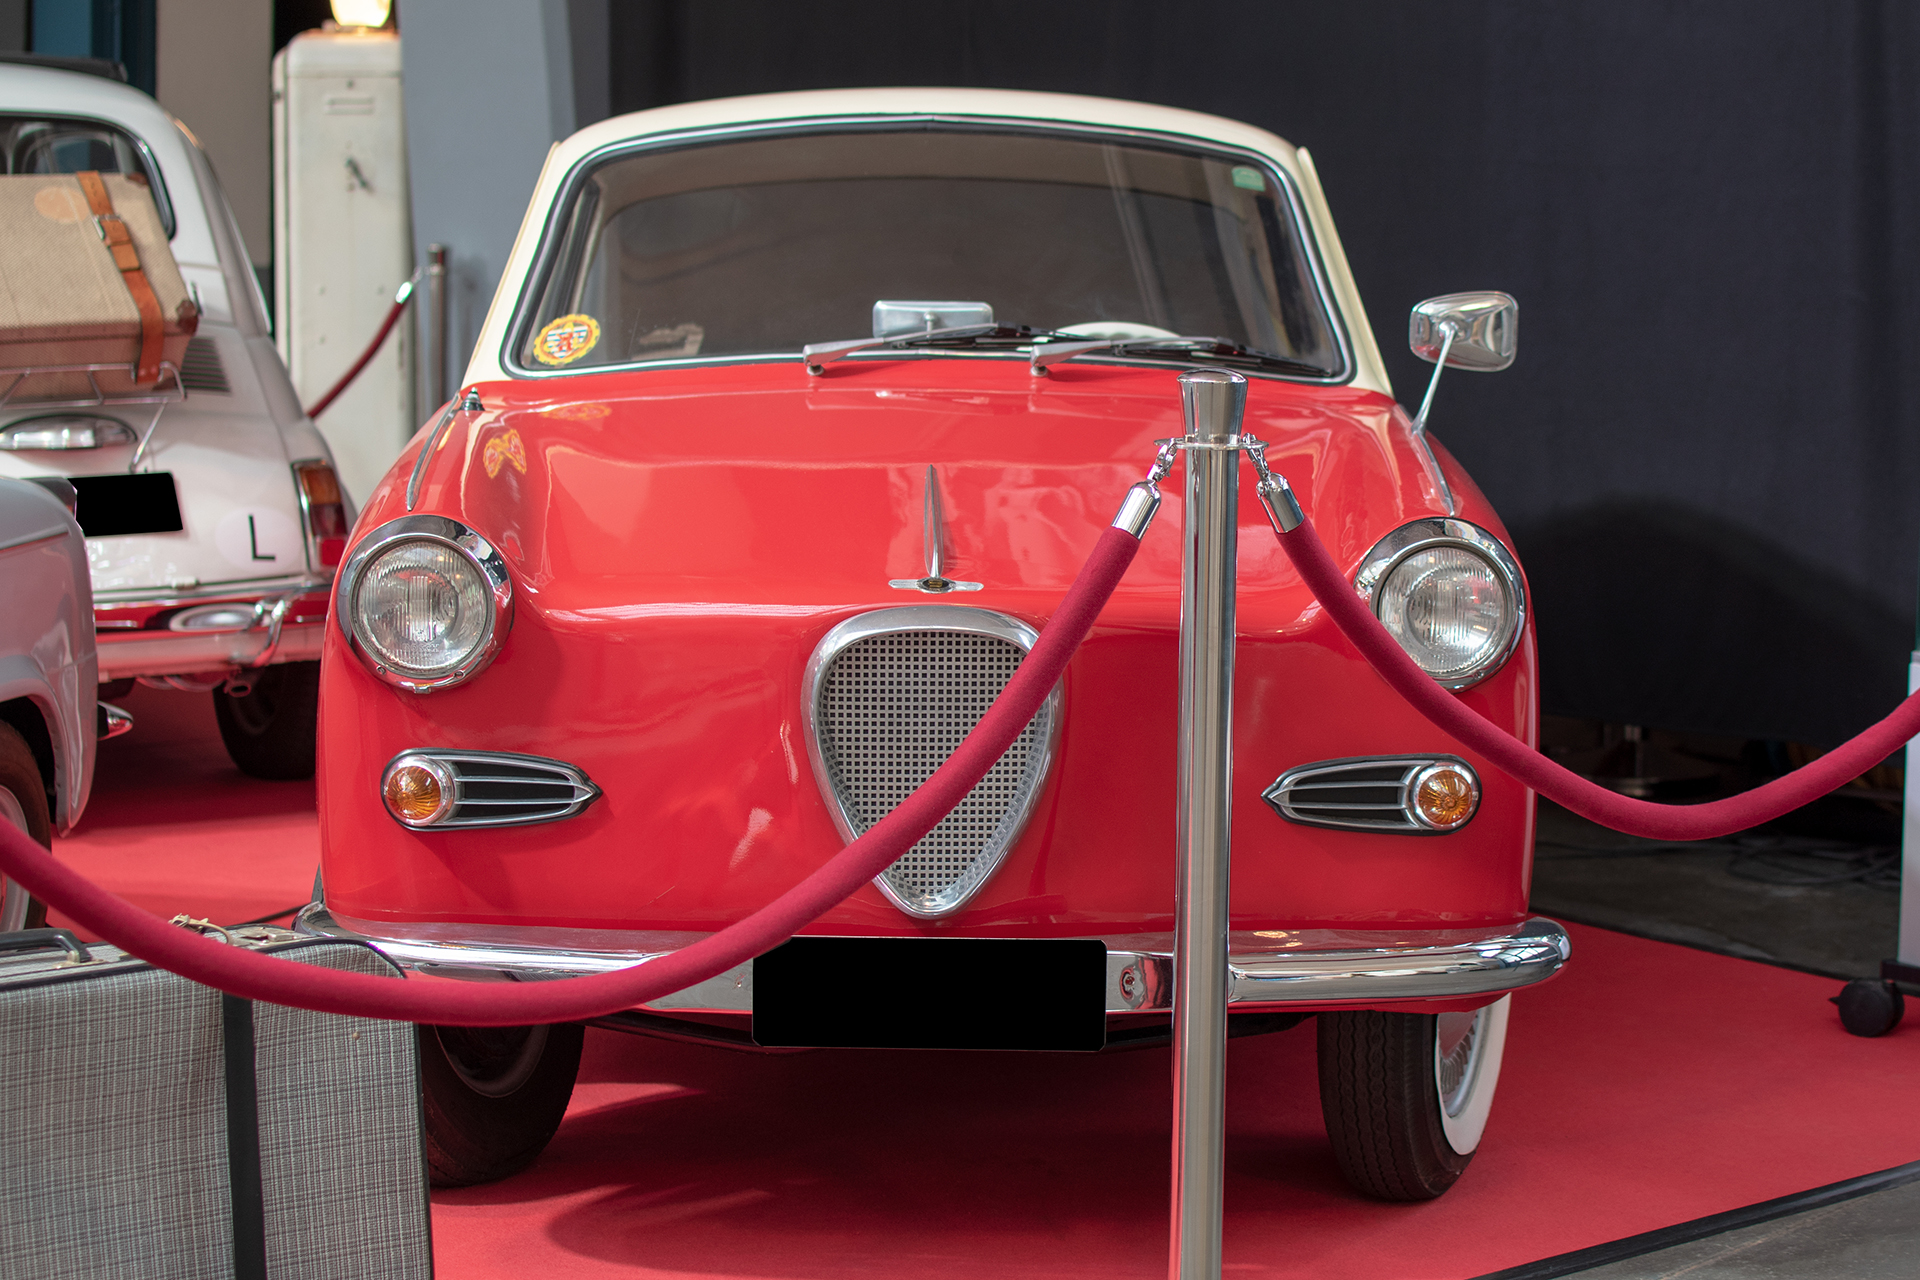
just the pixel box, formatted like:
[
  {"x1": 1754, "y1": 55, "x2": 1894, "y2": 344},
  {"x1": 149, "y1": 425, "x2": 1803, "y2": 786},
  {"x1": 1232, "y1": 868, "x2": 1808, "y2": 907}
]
[
  {"x1": 292, "y1": 904, "x2": 1570, "y2": 1014},
  {"x1": 95, "y1": 620, "x2": 325, "y2": 679}
]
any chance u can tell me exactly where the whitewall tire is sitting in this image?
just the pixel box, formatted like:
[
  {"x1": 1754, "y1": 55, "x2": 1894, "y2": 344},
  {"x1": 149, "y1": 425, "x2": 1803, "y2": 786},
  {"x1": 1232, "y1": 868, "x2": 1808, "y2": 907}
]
[{"x1": 1317, "y1": 995, "x2": 1513, "y2": 1201}]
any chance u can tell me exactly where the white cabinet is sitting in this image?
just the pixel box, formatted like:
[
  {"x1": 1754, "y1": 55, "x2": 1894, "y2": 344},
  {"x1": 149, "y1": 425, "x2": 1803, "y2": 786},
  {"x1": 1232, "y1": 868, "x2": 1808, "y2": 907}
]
[{"x1": 272, "y1": 28, "x2": 414, "y2": 507}]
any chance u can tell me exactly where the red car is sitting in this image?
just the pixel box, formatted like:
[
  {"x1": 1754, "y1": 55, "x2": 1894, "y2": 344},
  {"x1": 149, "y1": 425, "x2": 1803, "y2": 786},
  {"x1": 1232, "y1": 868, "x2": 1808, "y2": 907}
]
[{"x1": 297, "y1": 89, "x2": 1566, "y2": 1200}]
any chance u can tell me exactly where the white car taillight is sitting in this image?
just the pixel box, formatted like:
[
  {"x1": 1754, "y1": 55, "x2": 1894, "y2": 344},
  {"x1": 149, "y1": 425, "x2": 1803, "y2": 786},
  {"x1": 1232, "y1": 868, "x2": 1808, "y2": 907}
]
[{"x1": 292, "y1": 459, "x2": 350, "y2": 569}]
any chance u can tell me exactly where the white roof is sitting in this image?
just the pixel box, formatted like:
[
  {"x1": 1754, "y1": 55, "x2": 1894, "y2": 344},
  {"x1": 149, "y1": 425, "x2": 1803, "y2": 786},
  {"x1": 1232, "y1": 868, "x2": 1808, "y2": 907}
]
[
  {"x1": 467, "y1": 88, "x2": 1390, "y2": 394},
  {"x1": 0, "y1": 62, "x2": 265, "y2": 334},
  {"x1": 0, "y1": 64, "x2": 216, "y2": 271}
]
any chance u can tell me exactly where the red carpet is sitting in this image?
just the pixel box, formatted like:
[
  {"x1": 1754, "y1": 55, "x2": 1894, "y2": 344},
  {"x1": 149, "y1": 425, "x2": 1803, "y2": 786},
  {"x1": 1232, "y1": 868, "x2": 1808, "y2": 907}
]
[
  {"x1": 47, "y1": 683, "x2": 318, "y2": 937},
  {"x1": 47, "y1": 688, "x2": 1920, "y2": 1276},
  {"x1": 428, "y1": 928, "x2": 1920, "y2": 1278}
]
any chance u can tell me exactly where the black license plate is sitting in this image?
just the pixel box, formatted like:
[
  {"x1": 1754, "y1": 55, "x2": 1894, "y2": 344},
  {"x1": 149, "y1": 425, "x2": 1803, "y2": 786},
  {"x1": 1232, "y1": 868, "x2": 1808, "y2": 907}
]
[
  {"x1": 70, "y1": 472, "x2": 183, "y2": 537},
  {"x1": 752, "y1": 937, "x2": 1108, "y2": 1051}
]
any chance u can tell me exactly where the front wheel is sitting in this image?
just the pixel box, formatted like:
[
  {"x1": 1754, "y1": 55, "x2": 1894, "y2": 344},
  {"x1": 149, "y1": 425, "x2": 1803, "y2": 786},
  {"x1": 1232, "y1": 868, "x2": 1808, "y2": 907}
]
[
  {"x1": 0, "y1": 720, "x2": 51, "y2": 932},
  {"x1": 417, "y1": 1021, "x2": 585, "y2": 1187},
  {"x1": 1316, "y1": 995, "x2": 1511, "y2": 1201},
  {"x1": 212, "y1": 661, "x2": 320, "y2": 780}
]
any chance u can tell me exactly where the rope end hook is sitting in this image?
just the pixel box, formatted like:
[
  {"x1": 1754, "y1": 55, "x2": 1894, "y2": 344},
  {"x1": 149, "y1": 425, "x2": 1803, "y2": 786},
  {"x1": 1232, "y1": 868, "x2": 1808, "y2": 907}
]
[{"x1": 1242, "y1": 434, "x2": 1304, "y2": 533}]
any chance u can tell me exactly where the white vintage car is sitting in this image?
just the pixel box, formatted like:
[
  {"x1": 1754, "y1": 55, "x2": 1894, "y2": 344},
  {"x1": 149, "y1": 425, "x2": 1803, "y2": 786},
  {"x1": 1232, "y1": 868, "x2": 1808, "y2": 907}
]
[
  {"x1": 0, "y1": 59, "x2": 349, "y2": 778},
  {"x1": 0, "y1": 473, "x2": 114, "y2": 932}
]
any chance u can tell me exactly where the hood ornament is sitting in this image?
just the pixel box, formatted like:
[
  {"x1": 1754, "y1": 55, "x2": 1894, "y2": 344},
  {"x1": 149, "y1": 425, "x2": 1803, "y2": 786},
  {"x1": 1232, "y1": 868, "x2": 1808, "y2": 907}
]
[{"x1": 890, "y1": 465, "x2": 982, "y2": 594}]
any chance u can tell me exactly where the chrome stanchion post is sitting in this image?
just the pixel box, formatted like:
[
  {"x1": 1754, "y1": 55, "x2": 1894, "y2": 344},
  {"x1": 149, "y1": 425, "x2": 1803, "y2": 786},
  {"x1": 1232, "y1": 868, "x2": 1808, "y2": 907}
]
[
  {"x1": 426, "y1": 244, "x2": 449, "y2": 409},
  {"x1": 1169, "y1": 368, "x2": 1247, "y2": 1280}
]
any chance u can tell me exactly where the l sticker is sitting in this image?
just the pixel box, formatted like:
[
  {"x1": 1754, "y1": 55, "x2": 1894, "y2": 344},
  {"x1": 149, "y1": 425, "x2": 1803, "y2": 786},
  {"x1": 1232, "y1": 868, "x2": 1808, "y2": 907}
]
[{"x1": 215, "y1": 507, "x2": 302, "y2": 569}]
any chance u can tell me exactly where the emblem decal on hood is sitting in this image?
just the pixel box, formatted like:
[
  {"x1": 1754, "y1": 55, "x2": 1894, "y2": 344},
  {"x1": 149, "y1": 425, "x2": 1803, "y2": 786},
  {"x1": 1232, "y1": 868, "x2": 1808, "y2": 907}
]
[
  {"x1": 890, "y1": 465, "x2": 982, "y2": 594},
  {"x1": 483, "y1": 428, "x2": 527, "y2": 477}
]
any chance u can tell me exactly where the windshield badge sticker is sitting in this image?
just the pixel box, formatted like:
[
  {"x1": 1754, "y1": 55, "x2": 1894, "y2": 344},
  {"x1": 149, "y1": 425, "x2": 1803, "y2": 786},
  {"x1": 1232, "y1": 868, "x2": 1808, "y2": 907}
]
[
  {"x1": 533, "y1": 314, "x2": 600, "y2": 366},
  {"x1": 483, "y1": 428, "x2": 527, "y2": 478}
]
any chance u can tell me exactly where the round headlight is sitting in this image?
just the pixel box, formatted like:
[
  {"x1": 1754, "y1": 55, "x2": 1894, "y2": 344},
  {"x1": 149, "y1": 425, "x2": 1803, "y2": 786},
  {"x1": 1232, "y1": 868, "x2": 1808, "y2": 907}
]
[
  {"x1": 1355, "y1": 520, "x2": 1525, "y2": 689},
  {"x1": 339, "y1": 516, "x2": 511, "y2": 691}
]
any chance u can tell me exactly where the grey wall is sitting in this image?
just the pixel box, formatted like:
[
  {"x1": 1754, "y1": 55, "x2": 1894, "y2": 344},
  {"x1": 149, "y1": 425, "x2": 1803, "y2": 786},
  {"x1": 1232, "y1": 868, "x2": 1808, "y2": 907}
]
[
  {"x1": 400, "y1": 0, "x2": 609, "y2": 403},
  {"x1": 155, "y1": 0, "x2": 272, "y2": 267},
  {"x1": 0, "y1": 1, "x2": 25, "y2": 51}
]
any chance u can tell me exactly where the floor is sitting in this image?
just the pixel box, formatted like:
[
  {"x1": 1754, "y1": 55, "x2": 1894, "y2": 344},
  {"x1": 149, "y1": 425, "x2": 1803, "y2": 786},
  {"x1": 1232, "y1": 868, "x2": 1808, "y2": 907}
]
[
  {"x1": 1529, "y1": 800, "x2": 1900, "y2": 979},
  {"x1": 44, "y1": 685, "x2": 1920, "y2": 1278}
]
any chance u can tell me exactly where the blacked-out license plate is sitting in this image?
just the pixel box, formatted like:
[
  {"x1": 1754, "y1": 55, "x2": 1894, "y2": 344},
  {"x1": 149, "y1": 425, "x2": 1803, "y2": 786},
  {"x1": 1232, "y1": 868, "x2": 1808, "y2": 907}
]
[
  {"x1": 752, "y1": 937, "x2": 1108, "y2": 1051},
  {"x1": 70, "y1": 472, "x2": 183, "y2": 537}
]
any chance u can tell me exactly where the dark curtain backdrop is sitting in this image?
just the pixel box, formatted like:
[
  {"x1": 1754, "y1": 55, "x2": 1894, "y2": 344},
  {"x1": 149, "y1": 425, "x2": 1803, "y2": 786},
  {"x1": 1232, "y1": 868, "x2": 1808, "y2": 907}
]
[{"x1": 603, "y1": 1, "x2": 1920, "y2": 748}]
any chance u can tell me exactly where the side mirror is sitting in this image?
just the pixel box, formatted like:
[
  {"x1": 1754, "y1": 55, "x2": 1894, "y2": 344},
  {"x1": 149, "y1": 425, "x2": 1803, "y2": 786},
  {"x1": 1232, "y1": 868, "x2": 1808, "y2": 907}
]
[
  {"x1": 1406, "y1": 291, "x2": 1518, "y2": 437},
  {"x1": 1410, "y1": 291, "x2": 1517, "y2": 372}
]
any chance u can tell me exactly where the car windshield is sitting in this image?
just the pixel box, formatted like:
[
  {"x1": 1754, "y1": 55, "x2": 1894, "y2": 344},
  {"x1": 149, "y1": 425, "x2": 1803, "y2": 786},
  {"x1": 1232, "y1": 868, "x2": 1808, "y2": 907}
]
[
  {"x1": 0, "y1": 114, "x2": 172, "y2": 237},
  {"x1": 518, "y1": 127, "x2": 1343, "y2": 376}
]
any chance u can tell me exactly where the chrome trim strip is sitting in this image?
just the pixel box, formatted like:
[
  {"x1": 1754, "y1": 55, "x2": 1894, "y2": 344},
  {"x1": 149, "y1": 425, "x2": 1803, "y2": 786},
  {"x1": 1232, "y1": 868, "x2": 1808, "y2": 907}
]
[
  {"x1": 404, "y1": 391, "x2": 473, "y2": 512},
  {"x1": 1262, "y1": 753, "x2": 1480, "y2": 835},
  {"x1": 888, "y1": 465, "x2": 983, "y2": 593},
  {"x1": 334, "y1": 514, "x2": 513, "y2": 693},
  {"x1": 0, "y1": 528, "x2": 69, "y2": 555},
  {"x1": 292, "y1": 905, "x2": 1569, "y2": 1013},
  {"x1": 1350, "y1": 518, "x2": 1527, "y2": 691},
  {"x1": 800, "y1": 605, "x2": 1061, "y2": 919},
  {"x1": 380, "y1": 748, "x2": 602, "y2": 830},
  {"x1": 501, "y1": 114, "x2": 1354, "y2": 388}
]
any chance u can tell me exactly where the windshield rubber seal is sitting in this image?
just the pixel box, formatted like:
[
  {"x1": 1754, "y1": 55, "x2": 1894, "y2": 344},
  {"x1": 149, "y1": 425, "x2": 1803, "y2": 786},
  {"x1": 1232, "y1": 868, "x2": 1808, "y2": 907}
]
[{"x1": 499, "y1": 113, "x2": 1356, "y2": 388}]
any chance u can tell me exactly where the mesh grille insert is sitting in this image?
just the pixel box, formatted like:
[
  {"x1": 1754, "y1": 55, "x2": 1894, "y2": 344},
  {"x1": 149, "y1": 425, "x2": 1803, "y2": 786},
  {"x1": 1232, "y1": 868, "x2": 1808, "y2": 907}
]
[{"x1": 816, "y1": 629, "x2": 1052, "y2": 915}]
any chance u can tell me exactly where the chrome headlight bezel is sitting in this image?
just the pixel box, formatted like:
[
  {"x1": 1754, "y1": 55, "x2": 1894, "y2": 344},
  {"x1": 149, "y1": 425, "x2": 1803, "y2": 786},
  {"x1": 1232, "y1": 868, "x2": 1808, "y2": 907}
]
[
  {"x1": 1352, "y1": 518, "x2": 1526, "y2": 690},
  {"x1": 335, "y1": 515, "x2": 513, "y2": 693}
]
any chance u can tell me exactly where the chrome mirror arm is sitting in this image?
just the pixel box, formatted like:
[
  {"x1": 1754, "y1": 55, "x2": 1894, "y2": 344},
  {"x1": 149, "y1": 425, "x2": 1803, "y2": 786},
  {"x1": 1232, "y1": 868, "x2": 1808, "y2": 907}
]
[{"x1": 1408, "y1": 321, "x2": 1459, "y2": 437}]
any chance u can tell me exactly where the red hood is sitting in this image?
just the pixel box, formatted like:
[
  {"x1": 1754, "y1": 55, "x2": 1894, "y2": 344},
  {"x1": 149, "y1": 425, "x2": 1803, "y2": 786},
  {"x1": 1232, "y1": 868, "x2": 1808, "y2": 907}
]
[{"x1": 365, "y1": 359, "x2": 1488, "y2": 633}]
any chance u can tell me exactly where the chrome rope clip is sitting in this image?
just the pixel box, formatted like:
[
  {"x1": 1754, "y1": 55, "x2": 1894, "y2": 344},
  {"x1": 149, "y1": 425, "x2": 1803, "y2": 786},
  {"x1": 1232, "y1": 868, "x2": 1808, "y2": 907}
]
[
  {"x1": 1111, "y1": 437, "x2": 1183, "y2": 538},
  {"x1": 1145, "y1": 437, "x2": 1182, "y2": 489},
  {"x1": 1242, "y1": 432, "x2": 1304, "y2": 533}
]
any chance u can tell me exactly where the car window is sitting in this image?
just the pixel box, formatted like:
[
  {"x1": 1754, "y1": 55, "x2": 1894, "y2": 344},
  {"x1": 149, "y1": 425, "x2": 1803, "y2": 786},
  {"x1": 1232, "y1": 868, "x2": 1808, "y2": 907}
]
[
  {"x1": 519, "y1": 127, "x2": 1342, "y2": 376},
  {"x1": 0, "y1": 114, "x2": 174, "y2": 238}
]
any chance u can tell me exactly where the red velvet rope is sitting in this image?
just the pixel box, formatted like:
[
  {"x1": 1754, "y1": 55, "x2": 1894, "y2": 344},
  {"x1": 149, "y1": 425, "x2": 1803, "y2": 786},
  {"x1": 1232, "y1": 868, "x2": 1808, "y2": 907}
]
[
  {"x1": 307, "y1": 289, "x2": 412, "y2": 419},
  {"x1": 0, "y1": 526, "x2": 1142, "y2": 1023},
  {"x1": 1275, "y1": 514, "x2": 1920, "y2": 840}
]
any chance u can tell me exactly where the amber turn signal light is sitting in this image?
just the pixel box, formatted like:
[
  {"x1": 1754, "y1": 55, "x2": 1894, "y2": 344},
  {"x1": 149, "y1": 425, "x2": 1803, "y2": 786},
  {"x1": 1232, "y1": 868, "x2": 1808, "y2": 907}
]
[
  {"x1": 382, "y1": 759, "x2": 453, "y2": 827},
  {"x1": 1411, "y1": 763, "x2": 1479, "y2": 831}
]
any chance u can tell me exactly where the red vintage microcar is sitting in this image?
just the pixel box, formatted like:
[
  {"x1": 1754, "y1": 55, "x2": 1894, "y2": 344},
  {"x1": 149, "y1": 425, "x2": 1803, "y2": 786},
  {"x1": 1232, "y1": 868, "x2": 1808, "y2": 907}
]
[{"x1": 297, "y1": 89, "x2": 1567, "y2": 1199}]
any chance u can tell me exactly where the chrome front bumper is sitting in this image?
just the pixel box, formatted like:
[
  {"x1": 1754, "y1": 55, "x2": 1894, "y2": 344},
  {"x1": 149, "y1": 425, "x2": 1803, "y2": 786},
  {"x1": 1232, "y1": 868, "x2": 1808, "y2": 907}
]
[{"x1": 293, "y1": 904, "x2": 1570, "y2": 1014}]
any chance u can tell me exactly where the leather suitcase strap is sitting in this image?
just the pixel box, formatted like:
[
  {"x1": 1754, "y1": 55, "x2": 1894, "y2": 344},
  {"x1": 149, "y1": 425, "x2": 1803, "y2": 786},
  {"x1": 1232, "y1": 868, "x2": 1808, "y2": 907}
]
[
  {"x1": 75, "y1": 169, "x2": 166, "y2": 385},
  {"x1": 221, "y1": 994, "x2": 269, "y2": 1280}
]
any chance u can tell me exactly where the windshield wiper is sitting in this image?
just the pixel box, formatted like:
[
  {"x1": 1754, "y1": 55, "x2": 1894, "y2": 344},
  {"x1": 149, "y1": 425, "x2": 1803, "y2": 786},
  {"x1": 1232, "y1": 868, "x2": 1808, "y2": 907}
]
[
  {"x1": 1030, "y1": 336, "x2": 1326, "y2": 378},
  {"x1": 804, "y1": 326, "x2": 1327, "y2": 379},
  {"x1": 803, "y1": 325, "x2": 1063, "y2": 375}
]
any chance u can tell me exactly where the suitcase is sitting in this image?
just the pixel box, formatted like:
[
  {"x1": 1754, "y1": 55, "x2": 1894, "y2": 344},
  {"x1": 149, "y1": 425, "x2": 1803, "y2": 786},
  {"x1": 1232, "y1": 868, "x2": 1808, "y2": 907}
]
[
  {"x1": 0, "y1": 925, "x2": 433, "y2": 1279},
  {"x1": 0, "y1": 171, "x2": 199, "y2": 401}
]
